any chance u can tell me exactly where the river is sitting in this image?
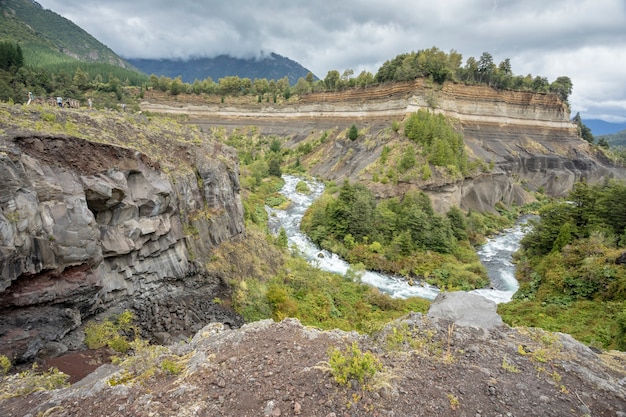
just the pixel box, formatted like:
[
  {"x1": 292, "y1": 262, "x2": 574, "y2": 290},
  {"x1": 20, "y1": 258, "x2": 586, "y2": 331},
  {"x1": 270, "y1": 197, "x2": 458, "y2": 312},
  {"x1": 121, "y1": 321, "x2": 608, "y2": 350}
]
[{"x1": 267, "y1": 175, "x2": 531, "y2": 304}]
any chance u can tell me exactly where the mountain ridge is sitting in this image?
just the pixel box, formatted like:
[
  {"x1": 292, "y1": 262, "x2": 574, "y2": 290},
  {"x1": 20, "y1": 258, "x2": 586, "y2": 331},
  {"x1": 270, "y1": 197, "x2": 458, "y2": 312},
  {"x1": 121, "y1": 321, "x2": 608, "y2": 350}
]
[
  {"x1": 585, "y1": 119, "x2": 626, "y2": 136},
  {"x1": 127, "y1": 53, "x2": 317, "y2": 85}
]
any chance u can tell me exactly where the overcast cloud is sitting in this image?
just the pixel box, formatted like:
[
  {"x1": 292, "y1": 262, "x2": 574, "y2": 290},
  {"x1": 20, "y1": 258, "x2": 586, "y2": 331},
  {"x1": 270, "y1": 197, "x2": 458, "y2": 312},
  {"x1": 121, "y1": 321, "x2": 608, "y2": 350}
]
[{"x1": 36, "y1": 0, "x2": 626, "y2": 122}]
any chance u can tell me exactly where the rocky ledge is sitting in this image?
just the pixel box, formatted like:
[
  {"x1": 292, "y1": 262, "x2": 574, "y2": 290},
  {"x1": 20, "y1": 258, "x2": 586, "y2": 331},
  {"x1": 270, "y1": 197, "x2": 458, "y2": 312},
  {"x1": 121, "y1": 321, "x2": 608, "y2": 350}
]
[{"x1": 1, "y1": 292, "x2": 624, "y2": 416}]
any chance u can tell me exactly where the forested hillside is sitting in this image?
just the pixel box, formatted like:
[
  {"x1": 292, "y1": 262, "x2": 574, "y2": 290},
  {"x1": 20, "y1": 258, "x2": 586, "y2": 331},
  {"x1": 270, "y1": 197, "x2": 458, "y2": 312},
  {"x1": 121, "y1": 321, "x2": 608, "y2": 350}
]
[
  {"x1": 598, "y1": 129, "x2": 626, "y2": 148},
  {"x1": 0, "y1": 0, "x2": 131, "y2": 67},
  {"x1": 0, "y1": 0, "x2": 147, "y2": 105}
]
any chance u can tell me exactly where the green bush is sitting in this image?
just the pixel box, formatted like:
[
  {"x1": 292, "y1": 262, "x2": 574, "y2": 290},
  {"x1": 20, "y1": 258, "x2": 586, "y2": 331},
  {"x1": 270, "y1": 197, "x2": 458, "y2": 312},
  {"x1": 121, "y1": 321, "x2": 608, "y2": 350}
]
[
  {"x1": 84, "y1": 310, "x2": 137, "y2": 353},
  {"x1": 0, "y1": 355, "x2": 11, "y2": 375},
  {"x1": 327, "y1": 342, "x2": 382, "y2": 388},
  {"x1": 348, "y1": 124, "x2": 359, "y2": 141},
  {"x1": 391, "y1": 120, "x2": 400, "y2": 133},
  {"x1": 268, "y1": 156, "x2": 282, "y2": 177},
  {"x1": 295, "y1": 180, "x2": 311, "y2": 194}
]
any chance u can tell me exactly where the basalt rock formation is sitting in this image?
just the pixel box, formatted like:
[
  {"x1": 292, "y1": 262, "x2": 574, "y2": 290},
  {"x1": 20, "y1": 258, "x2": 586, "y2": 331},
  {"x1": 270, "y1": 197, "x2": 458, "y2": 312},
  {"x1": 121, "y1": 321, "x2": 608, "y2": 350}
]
[
  {"x1": 0, "y1": 105, "x2": 245, "y2": 362},
  {"x1": 142, "y1": 80, "x2": 626, "y2": 213}
]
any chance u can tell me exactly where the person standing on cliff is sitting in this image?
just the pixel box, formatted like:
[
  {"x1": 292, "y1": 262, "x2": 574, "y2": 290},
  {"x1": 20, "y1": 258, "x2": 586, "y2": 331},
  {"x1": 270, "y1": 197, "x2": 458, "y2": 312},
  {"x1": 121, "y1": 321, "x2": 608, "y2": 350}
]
[
  {"x1": 56, "y1": 96, "x2": 63, "y2": 108},
  {"x1": 88, "y1": 98, "x2": 93, "y2": 109},
  {"x1": 27, "y1": 91, "x2": 33, "y2": 105}
]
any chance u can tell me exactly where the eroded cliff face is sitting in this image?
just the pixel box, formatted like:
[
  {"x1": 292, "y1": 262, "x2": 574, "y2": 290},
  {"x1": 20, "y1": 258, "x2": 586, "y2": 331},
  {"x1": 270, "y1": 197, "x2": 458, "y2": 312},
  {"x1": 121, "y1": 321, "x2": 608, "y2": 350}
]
[
  {"x1": 146, "y1": 81, "x2": 625, "y2": 213},
  {"x1": 299, "y1": 81, "x2": 624, "y2": 212},
  {"x1": 0, "y1": 107, "x2": 245, "y2": 362}
]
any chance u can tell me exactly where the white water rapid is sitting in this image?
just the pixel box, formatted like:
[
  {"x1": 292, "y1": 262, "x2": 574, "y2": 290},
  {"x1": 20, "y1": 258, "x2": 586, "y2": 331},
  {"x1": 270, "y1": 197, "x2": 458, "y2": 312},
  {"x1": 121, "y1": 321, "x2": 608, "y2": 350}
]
[{"x1": 267, "y1": 175, "x2": 531, "y2": 304}]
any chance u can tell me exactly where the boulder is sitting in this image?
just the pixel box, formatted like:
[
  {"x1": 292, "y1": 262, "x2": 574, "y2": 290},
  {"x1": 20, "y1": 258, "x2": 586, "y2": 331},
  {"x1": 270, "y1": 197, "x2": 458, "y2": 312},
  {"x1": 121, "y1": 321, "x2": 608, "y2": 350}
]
[{"x1": 427, "y1": 291, "x2": 504, "y2": 329}]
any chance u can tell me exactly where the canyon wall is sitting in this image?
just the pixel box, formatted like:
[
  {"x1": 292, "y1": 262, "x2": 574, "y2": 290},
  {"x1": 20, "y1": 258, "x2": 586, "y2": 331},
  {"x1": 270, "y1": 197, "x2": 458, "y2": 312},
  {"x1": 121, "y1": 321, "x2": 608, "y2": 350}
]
[
  {"x1": 2, "y1": 80, "x2": 623, "y2": 362},
  {"x1": 0, "y1": 108, "x2": 245, "y2": 362},
  {"x1": 143, "y1": 80, "x2": 624, "y2": 212}
]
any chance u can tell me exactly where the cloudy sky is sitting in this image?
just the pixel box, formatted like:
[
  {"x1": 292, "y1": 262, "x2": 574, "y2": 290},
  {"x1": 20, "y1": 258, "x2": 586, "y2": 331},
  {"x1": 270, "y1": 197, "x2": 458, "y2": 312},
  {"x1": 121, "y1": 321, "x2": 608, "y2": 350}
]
[{"x1": 37, "y1": 0, "x2": 626, "y2": 122}]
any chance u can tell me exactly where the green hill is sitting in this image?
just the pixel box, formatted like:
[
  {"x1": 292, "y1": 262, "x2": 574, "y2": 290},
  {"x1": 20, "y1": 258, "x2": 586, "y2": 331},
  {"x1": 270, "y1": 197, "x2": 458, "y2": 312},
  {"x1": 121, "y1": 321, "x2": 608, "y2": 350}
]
[
  {"x1": 0, "y1": 0, "x2": 132, "y2": 69},
  {"x1": 598, "y1": 129, "x2": 626, "y2": 148}
]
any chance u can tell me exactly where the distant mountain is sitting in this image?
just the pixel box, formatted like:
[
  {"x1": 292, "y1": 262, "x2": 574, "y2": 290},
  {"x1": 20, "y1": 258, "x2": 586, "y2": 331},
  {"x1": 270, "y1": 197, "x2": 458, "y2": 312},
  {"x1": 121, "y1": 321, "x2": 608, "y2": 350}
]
[
  {"x1": 583, "y1": 119, "x2": 626, "y2": 136},
  {"x1": 0, "y1": 0, "x2": 132, "y2": 68},
  {"x1": 127, "y1": 53, "x2": 317, "y2": 85}
]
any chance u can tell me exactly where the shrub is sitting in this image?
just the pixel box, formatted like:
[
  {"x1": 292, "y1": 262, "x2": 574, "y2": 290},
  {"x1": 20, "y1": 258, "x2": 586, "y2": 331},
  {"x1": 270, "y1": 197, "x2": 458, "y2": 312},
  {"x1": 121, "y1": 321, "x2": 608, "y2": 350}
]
[
  {"x1": 109, "y1": 339, "x2": 188, "y2": 385},
  {"x1": 391, "y1": 120, "x2": 400, "y2": 133},
  {"x1": 327, "y1": 342, "x2": 382, "y2": 388},
  {"x1": 398, "y1": 146, "x2": 416, "y2": 173},
  {"x1": 0, "y1": 355, "x2": 11, "y2": 375},
  {"x1": 276, "y1": 227, "x2": 289, "y2": 248},
  {"x1": 268, "y1": 156, "x2": 282, "y2": 177},
  {"x1": 348, "y1": 124, "x2": 358, "y2": 141},
  {"x1": 84, "y1": 310, "x2": 137, "y2": 353},
  {"x1": 161, "y1": 358, "x2": 184, "y2": 375},
  {"x1": 295, "y1": 180, "x2": 310, "y2": 194},
  {"x1": 380, "y1": 145, "x2": 390, "y2": 164},
  {"x1": 269, "y1": 138, "x2": 281, "y2": 153}
]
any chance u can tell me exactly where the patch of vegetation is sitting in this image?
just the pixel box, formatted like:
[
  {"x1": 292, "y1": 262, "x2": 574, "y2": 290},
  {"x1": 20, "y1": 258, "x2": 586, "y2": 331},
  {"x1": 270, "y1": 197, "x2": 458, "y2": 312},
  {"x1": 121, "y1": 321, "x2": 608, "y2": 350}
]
[
  {"x1": 300, "y1": 180, "x2": 499, "y2": 290},
  {"x1": 324, "y1": 342, "x2": 383, "y2": 389},
  {"x1": 108, "y1": 338, "x2": 189, "y2": 386},
  {"x1": 0, "y1": 364, "x2": 69, "y2": 400},
  {"x1": 500, "y1": 180, "x2": 626, "y2": 350},
  {"x1": 348, "y1": 124, "x2": 359, "y2": 141},
  {"x1": 512, "y1": 327, "x2": 570, "y2": 392},
  {"x1": 0, "y1": 355, "x2": 11, "y2": 375},
  {"x1": 232, "y1": 255, "x2": 430, "y2": 333},
  {"x1": 84, "y1": 310, "x2": 138, "y2": 353},
  {"x1": 383, "y1": 320, "x2": 457, "y2": 365},
  {"x1": 403, "y1": 109, "x2": 468, "y2": 177},
  {"x1": 295, "y1": 180, "x2": 311, "y2": 194},
  {"x1": 447, "y1": 393, "x2": 460, "y2": 410},
  {"x1": 501, "y1": 355, "x2": 520, "y2": 373}
]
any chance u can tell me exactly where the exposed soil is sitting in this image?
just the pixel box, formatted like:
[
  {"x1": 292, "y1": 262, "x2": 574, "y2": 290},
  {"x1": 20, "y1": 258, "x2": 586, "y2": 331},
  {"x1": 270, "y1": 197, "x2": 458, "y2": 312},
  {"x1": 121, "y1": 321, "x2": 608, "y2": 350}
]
[
  {"x1": 1, "y1": 316, "x2": 625, "y2": 417},
  {"x1": 44, "y1": 349, "x2": 115, "y2": 384}
]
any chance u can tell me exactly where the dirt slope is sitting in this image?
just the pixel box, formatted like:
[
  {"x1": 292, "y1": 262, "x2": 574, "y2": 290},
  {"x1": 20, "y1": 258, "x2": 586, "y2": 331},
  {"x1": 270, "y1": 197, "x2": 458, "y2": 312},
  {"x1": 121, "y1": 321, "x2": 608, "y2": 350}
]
[{"x1": 1, "y1": 316, "x2": 624, "y2": 417}]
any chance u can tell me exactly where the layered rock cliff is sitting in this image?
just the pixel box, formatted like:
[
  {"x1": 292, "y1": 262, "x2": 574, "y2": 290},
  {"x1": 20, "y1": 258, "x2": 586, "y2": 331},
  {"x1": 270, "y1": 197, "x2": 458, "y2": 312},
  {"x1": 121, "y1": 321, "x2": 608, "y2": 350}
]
[
  {"x1": 142, "y1": 80, "x2": 625, "y2": 213},
  {"x1": 0, "y1": 105, "x2": 245, "y2": 362}
]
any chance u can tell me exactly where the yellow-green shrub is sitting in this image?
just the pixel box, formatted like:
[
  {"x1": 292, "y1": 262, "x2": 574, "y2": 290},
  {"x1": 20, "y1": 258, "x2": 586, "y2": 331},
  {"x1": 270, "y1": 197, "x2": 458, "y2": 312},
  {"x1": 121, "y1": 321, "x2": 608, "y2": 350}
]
[
  {"x1": 327, "y1": 342, "x2": 382, "y2": 389},
  {"x1": 84, "y1": 310, "x2": 137, "y2": 353},
  {"x1": 0, "y1": 364, "x2": 69, "y2": 400},
  {"x1": 0, "y1": 355, "x2": 11, "y2": 375}
]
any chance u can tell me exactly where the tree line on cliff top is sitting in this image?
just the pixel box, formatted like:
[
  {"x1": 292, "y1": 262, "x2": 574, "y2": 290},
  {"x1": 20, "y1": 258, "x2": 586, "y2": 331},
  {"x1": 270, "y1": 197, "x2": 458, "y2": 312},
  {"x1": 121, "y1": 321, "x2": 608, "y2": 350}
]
[
  {"x1": 1, "y1": 41, "x2": 572, "y2": 107},
  {"x1": 148, "y1": 46, "x2": 573, "y2": 105}
]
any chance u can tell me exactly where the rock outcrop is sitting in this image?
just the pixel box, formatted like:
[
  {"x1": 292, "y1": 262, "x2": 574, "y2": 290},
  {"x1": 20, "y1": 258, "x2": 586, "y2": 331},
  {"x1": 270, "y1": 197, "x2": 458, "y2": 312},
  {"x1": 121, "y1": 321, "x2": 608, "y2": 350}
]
[
  {"x1": 0, "y1": 106, "x2": 245, "y2": 362},
  {"x1": 2, "y1": 317, "x2": 624, "y2": 416},
  {"x1": 427, "y1": 291, "x2": 504, "y2": 330}
]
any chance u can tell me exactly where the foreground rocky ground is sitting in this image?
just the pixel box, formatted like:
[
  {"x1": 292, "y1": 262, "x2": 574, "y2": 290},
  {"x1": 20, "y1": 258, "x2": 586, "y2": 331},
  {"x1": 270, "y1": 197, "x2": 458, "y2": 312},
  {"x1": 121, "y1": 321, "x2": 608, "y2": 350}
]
[{"x1": 1, "y1": 293, "x2": 625, "y2": 417}]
